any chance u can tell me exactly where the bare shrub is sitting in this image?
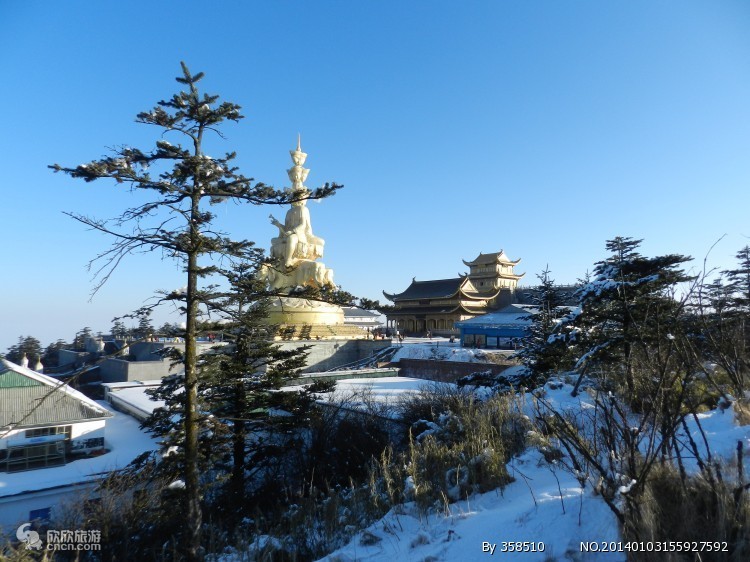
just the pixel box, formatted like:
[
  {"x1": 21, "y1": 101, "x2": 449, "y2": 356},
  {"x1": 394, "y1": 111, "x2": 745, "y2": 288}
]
[
  {"x1": 246, "y1": 388, "x2": 530, "y2": 559},
  {"x1": 395, "y1": 382, "x2": 477, "y2": 428},
  {"x1": 257, "y1": 481, "x2": 385, "y2": 561},
  {"x1": 53, "y1": 455, "x2": 185, "y2": 561},
  {"x1": 623, "y1": 462, "x2": 750, "y2": 561},
  {"x1": 385, "y1": 390, "x2": 529, "y2": 512},
  {"x1": 0, "y1": 544, "x2": 52, "y2": 562},
  {"x1": 735, "y1": 398, "x2": 750, "y2": 426}
]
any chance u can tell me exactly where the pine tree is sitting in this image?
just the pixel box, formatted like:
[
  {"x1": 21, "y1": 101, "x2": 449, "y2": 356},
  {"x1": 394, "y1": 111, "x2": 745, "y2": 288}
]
[
  {"x1": 157, "y1": 322, "x2": 180, "y2": 338},
  {"x1": 136, "y1": 313, "x2": 155, "y2": 340},
  {"x1": 111, "y1": 319, "x2": 128, "y2": 339},
  {"x1": 73, "y1": 327, "x2": 93, "y2": 351},
  {"x1": 533, "y1": 238, "x2": 707, "y2": 530},
  {"x1": 567, "y1": 236, "x2": 692, "y2": 400},
  {"x1": 516, "y1": 267, "x2": 571, "y2": 379},
  {"x1": 148, "y1": 262, "x2": 323, "y2": 514},
  {"x1": 696, "y1": 245, "x2": 750, "y2": 396},
  {"x1": 724, "y1": 245, "x2": 750, "y2": 310},
  {"x1": 50, "y1": 62, "x2": 341, "y2": 561},
  {"x1": 5, "y1": 335, "x2": 44, "y2": 366},
  {"x1": 42, "y1": 339, "x2": 68, "y2": 370}
]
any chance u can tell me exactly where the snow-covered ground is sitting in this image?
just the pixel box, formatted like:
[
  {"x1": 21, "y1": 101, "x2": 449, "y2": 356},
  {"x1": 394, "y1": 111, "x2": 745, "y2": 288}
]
[
  {"x1": 318, "y1": 380, "x2": 750, "y2": 562},
  {"x1": 319, "y1": 449, "x2": 621, "y2": 562},
  {"x1": 289, "y1": 376, "x2": 446, "y2": 402},
  {"x1": 392, "y1": 340, "x2": 512, "y2": 363},
  {"x1": 5, "y1": 365, "x2": 744, "y2": 559}
]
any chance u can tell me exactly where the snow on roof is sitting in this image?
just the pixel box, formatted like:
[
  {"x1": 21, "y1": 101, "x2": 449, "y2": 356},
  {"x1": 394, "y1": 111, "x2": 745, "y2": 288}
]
[
  {"x1": 390, "y1": 342, "x2": 511, "y2": 363},
  {"x1": 285, "y1": 376, "x2": 456, "y2": 419},
  {"x1": 454, "y1": 304, "x2": 536, "y2": 328},
  {"x1": 101, "y1": 380, "x2": 164, "y2": 390},
  {"x1": 0, "y1": 358, "x2": 112, "y2": 429},
  {"x1": 342, "y1": 307, "x2": 381, "y2": 318},
  {"x1": 328, "y1": 376, "x2": 449, "y2": 401},
  {"x1": 108, "y1": 386, "x2": 166, "y2": 418}
]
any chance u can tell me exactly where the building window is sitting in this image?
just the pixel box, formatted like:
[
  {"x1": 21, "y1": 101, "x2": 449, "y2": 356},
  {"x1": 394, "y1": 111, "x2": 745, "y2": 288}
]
[
  {"x1": 25, "y1": 426, "x2": 71, "y2": 439},
  {"x1": 6, "y1": 442, "x2": 66, "y2": 472},
  {"x1": 70, "y1": 437, "x2": 104, "y2": 452},
  {"x1": 29, "y1": 507, "x2": 51, "y2": 523}
]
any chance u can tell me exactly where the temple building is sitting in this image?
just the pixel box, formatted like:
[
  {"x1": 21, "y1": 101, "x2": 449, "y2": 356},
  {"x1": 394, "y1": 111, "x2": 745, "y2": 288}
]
[{"x1": 382, "y1": 251, "x2": 524, "y2": 336}]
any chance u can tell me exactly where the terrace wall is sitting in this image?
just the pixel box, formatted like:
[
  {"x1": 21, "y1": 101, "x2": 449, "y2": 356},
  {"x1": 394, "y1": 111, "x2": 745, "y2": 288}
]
[{"x1": 396, "y1": 358, "x2": 516, "y2": 383}]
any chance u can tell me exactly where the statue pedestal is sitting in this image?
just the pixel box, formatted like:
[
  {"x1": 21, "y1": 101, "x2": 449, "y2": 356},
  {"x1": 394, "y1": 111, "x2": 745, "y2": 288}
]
[
  {"x1": 266, "y1": 296, "x2": 345, "y2": 326},
  {"x1": 265, "y1": 297, "x2": 366, "y2": 341}
]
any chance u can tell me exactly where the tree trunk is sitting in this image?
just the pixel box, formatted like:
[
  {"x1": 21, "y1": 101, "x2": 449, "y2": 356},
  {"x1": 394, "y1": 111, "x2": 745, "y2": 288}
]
[
  {"x1": 184, "y1": 245, "x2": 203, "y2": 559},
  {"x1": 231, "y1": 380, "x2": 247, "y2": 511}
]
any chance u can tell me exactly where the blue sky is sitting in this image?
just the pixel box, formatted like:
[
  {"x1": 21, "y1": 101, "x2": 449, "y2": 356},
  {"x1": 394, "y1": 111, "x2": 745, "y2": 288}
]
[{"x1": 2, "y1": 1, "x2": 749, "y2": 350}]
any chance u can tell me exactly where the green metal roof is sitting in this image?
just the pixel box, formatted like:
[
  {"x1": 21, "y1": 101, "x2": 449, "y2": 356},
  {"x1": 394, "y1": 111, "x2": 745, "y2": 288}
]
[
  {"x1": 0, "y1": 359, "x2": 112, "y2": 430},
  {"x1": 0, "y1": 369, "x2": 43, "y2": 388}
]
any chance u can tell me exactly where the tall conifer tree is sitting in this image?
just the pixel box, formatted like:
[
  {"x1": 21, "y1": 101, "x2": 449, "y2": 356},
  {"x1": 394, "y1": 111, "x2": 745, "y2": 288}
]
[{"x1": 51, "y1": 63, "x2": 341, "y2": 560}]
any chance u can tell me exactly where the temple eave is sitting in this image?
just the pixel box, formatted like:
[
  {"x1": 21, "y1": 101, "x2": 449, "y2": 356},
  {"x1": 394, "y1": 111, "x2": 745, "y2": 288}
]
[{"x1": 463, "y1": 251, "x2": 522, "y2": 267}]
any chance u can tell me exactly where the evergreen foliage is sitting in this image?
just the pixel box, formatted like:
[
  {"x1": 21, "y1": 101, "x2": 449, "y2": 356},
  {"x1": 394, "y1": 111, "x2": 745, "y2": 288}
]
[
  {"x1": 516, "y1": 267, "x2": 571, "y2": 379},
  {"x1": 724, "y1": 245, "x2": 750, "y2": 310},
  {"x1": 561, "y1": 236, "x2": 693, "y2": 401},
  {"x1": 4, "y1": 335, "x2": 44, "y2": 366},
  {"x1": 526, "y1": 236, "x2": 750, "y2": 549},
  {"x1": 72, "y1": 326, "x2": 93, "y2": 351},
  {"x1": 111, "y1": 319, "x2": 128, "y2": 339},
  {"x1": 135, "y1": 312, "x2": 155, "y2": 340},
  {"x1": 41, "y1": 339, "x2": 68, "y2": 369},
  {"x1": 51, "y1": 62, "x2": 342, "y2": 561},
  {"x1": 141, "y1": 261, "x2": 327, "y2": 519},
  {"x1": 695, "y1": 245, "x2": 750, "y2": 397}
]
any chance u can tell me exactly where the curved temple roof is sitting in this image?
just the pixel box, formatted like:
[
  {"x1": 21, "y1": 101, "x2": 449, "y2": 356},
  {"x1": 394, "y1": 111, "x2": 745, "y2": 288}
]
[
  {"x1": 462, "y1": 250, "x2": 522, "y2": 267},
  {"x1": 383, "y1": 277, "x2": 466, "y2": 301}
]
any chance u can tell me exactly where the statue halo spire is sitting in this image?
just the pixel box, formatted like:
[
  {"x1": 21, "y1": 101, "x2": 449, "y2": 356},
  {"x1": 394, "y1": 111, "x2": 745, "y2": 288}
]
[{"x1": 288, "y1": 134, "x2": 309, "y2": 188}]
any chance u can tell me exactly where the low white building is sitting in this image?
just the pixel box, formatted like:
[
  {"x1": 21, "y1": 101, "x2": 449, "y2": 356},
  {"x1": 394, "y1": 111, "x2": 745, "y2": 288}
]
[
  {"x1": 1, "y1": 358, "x2": 112, "y2": 473},
  {"x1": 102, "y1": 380, "x2": 165, "y2": 421},
  {"x1": 0, "y1": 358, "x2": 157, "y2": 531},
  {"x1": 342, "y1": 307, "x2": 384, "y2": 332}
]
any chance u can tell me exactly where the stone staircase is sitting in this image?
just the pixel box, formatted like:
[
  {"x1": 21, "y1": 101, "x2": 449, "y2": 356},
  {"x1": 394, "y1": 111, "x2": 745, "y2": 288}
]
[{"x1": 274, "y1": 323, "x2": 367, "y2": 341}]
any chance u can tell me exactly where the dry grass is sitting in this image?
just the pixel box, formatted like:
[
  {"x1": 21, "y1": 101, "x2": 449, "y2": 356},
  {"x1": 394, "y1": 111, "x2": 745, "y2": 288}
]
[
  {"x1": 734, "y1": 398, "x2": 750, "y2": 426},
  {"x1": 623, "y1": 463, "x2": 750, "y2": 561},
  {"x1": 379, "y1": 389, "x2": 529, "y2": 512}
]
